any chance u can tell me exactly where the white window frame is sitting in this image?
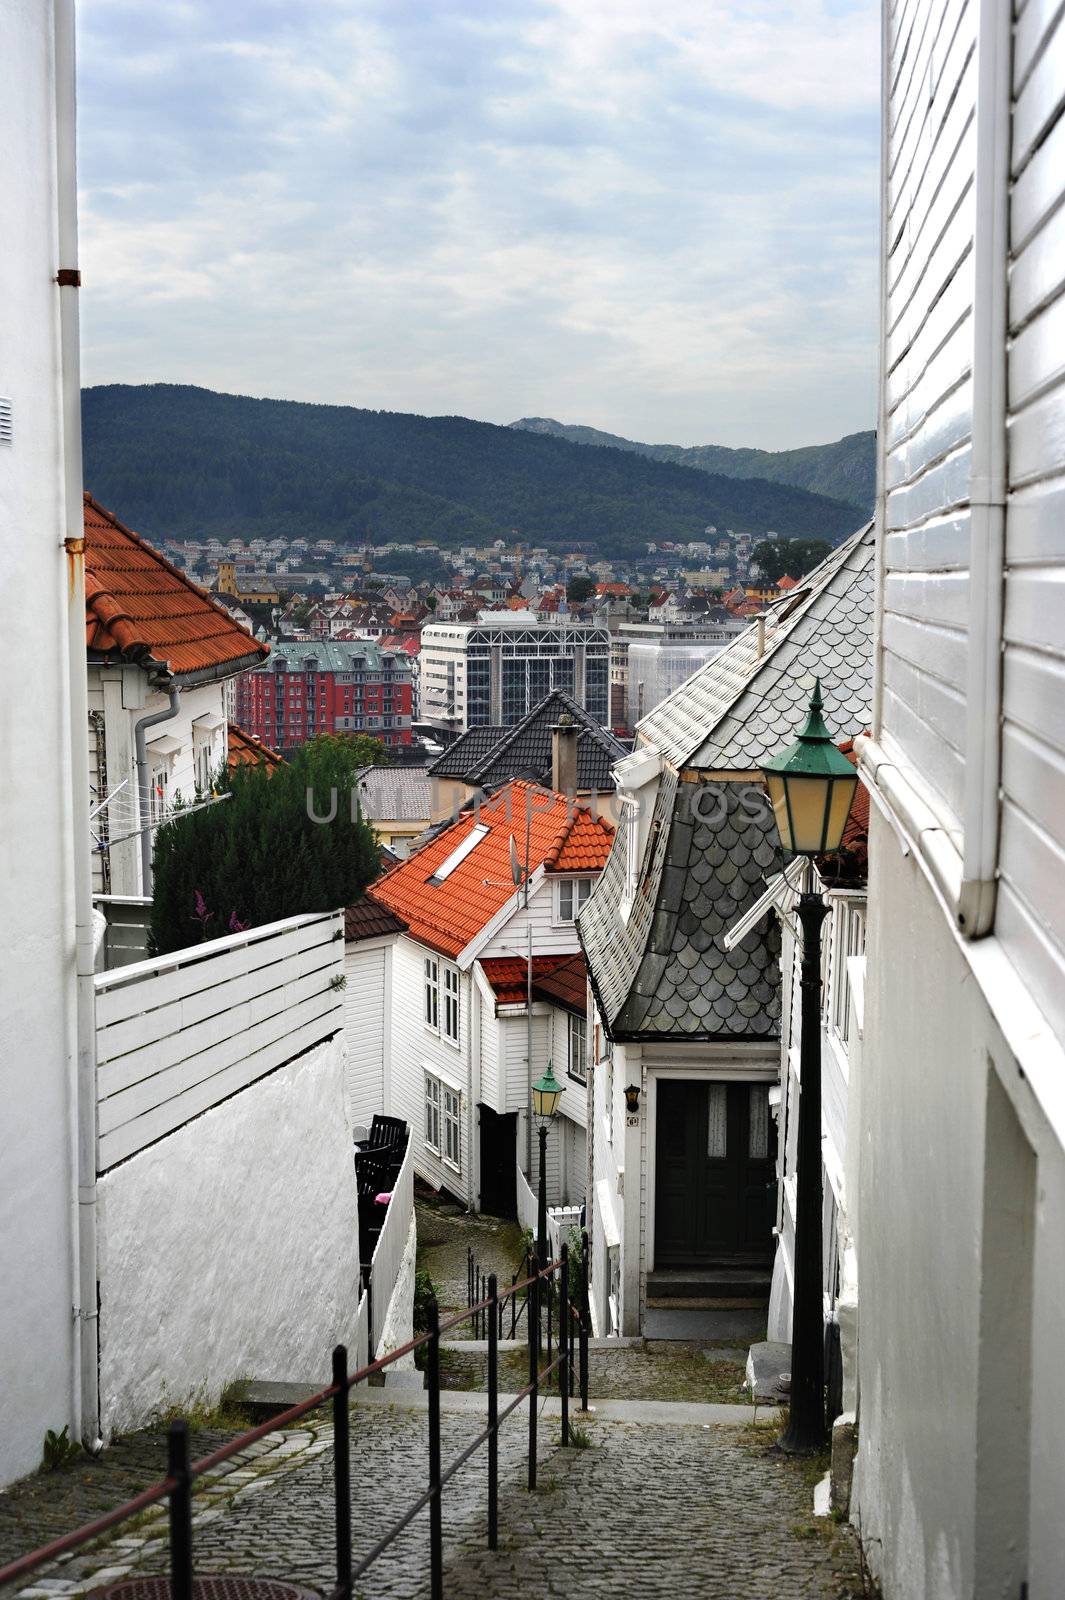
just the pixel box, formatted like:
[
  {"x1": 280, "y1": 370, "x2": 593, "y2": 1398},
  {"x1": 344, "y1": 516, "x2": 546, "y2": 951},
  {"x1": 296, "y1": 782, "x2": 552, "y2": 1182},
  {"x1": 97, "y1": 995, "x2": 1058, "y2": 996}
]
[
  {"x1": 556, "y1": 877, "x2": 593, "y2": 924},
  {"x1": 567, "y1": 1010, "x2": 587, "y2": 1084},
  {"x1": 443, "y1": 965, "x2": 460, "y2": 1046},
  {"x1": 424, "y1": 956, "x2": 439, "y2": 1032},
  {"x1": 442, "y1": 1084, "x2": 461, "y2": 1171},
  {"x1": 147, "y1": 756, "x2": 172, "y2": 826},
  {"x1": 424, "y1": 1074, "x2": 441, "y2": 1154}
]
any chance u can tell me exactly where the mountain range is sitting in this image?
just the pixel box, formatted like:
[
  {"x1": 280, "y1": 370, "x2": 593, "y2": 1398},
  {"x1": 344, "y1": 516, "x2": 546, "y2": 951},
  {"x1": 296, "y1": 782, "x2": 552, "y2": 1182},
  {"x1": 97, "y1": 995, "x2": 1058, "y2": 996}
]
[
  {"x1": 510, "y1": 417, "x2": 876, "y2": 513},
  {"x1": 81, "y1": 384, "x2": 870, "y2": 555}
]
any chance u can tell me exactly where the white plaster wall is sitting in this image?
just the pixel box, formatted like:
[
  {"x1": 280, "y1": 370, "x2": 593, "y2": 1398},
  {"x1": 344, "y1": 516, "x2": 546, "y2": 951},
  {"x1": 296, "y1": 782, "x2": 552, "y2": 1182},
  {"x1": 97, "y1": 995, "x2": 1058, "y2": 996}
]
[
  {"x1": 96, "y1": 1035, "x2": 361, "y2": 1437},
  {"x1": 0, "y1": 3, "x2": 80, "y2": 1487},
  {"x1": 375, "y1": 1211, "x2": 417, "y2": 1370},
  {"x1": 854, "y1": 809, "x2": 1065, "y2": 1599}
]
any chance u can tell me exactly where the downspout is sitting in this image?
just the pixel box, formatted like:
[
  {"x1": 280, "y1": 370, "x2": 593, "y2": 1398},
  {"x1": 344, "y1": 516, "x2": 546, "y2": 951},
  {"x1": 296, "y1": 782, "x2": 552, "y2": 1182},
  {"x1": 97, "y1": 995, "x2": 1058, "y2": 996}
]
[
  {"x1": 958, "y1": 0, "x2": 1011, "y2": 938},
  {"x1": 55, "y1": 0, "x2": 100, "y2": 1451},
  {"x1": 133, "y1": 682, "x2": 181, "y2": 894}
]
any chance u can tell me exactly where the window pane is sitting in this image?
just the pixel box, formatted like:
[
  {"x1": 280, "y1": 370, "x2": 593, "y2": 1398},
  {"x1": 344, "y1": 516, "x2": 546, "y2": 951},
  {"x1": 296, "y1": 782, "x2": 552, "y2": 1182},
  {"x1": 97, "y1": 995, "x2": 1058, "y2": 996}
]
[
  {"x1": 707, "y1": 1084, "x2": 727, "y2": 1158},
  {"x1": 559, "y1": 881, "x2": 573, "y2": 920},
  {"x1": 749, "y1": 1086, "x2": 769, "y2": 1159}
]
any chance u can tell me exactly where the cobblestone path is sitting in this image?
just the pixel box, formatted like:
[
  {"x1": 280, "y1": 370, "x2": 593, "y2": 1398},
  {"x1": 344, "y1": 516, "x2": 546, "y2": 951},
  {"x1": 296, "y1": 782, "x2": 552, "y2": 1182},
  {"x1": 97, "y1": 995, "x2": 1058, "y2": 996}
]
[
  {"x1": 5, "y1": 1397, "x2": 864, "y2": 1600},
  {"x1": 415, "y1": 1197, "x2": 526, "y2": 1315},
  {"x1": 440, "y1": 1340, "x2": 752, "y2": 1403}
]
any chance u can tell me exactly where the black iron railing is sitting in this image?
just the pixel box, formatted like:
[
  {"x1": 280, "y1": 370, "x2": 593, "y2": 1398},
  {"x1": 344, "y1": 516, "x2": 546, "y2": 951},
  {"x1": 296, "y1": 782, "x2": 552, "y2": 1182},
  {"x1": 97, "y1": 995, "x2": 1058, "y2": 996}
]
[{"x1": 0, "y1": 1240, "x2": 592, "y2": 1600}]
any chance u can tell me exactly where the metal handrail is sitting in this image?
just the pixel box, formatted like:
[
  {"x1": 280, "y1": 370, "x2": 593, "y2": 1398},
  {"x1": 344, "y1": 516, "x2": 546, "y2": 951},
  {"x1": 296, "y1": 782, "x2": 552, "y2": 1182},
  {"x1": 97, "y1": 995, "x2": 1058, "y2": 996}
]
[{"x1": 0, "y1": 1235, "x2": 592, "y2": 1600}]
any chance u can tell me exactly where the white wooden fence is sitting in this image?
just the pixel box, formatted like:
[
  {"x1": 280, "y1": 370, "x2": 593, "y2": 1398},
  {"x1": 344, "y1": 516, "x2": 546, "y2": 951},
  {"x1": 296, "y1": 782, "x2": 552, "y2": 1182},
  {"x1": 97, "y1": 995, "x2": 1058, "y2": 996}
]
[
  {"x1": 367, "y1": 1132, "x2": 414, "y2": 1356},
  {"x1": 516, "y1": 1160, "x2": 538, "y2": 1237},
  {"x1": 94, "y1": 910, "x2": 345, "y2": 1172}
]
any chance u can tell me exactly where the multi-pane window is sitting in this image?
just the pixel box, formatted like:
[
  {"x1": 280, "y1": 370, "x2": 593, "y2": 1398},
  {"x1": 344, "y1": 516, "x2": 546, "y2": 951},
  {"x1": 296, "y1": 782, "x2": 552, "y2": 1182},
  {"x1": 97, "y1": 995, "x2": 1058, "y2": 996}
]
[
  {"x1": 443, "y1": 1086, "x2": 461, "y2": 1167},
  {"x1": 567, "y1": 1012, "x2": 587, "y2": 1083},
  {"x1": 147, "y1": 760, "x2": 170, "y2": 826},
  {"x1": 425, "y1": 1075, "x2": 440, "y2": 1152},
  {"x1": 558, "y1": 878, "x2": 592, "y2": 922},
  {"x1": 424, "y1": 957, "x2": 439, "y2": 1030},
  {"x1": 443, "y1": 966, "x2": 460, "y2": 1044}
]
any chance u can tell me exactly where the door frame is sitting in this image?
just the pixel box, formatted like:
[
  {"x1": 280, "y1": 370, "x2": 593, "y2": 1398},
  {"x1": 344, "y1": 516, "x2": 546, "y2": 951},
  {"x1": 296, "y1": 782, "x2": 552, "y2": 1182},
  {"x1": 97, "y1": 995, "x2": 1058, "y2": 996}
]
[{"x1": 645, "y1": 1064, "x2": 778, "y2": 1275}]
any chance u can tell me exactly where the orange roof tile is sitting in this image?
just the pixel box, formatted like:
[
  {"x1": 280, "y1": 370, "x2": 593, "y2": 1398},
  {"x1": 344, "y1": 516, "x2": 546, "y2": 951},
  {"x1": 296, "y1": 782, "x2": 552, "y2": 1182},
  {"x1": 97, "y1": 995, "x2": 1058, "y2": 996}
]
[
  {"x1": 227, "y1": 722, "x2": 283, "y2": 773},
  {"x1": 372, "y1": 781, "x2": 614, "y2": 958},
  {"x1": 479, "y1": 955, "x2": 576, "y2": 1007},
  {"x1": 84, "y1": 494, "x2": 269, "y2": 679}
]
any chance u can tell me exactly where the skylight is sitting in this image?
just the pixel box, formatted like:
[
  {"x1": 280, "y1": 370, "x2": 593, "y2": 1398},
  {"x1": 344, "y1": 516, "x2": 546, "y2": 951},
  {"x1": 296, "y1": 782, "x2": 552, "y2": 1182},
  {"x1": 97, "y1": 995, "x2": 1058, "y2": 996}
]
[{"x1": 428, "y1": 823, "x2": 489, "y2": 884}]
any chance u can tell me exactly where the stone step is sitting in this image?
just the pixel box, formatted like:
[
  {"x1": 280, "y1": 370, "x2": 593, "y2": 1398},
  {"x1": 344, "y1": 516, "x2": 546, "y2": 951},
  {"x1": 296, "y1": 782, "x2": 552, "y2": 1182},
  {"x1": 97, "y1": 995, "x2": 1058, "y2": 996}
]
[{"x1": 646, "y1": 1267, "x2": 771, "y2": 1303}]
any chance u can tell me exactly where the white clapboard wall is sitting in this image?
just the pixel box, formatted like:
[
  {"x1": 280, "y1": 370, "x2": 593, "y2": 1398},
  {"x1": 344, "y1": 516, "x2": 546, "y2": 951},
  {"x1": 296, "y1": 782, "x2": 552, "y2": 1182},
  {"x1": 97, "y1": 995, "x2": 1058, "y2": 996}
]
[{"x1": 94, "y1": 910, "x2": 345, "y2": 1171}]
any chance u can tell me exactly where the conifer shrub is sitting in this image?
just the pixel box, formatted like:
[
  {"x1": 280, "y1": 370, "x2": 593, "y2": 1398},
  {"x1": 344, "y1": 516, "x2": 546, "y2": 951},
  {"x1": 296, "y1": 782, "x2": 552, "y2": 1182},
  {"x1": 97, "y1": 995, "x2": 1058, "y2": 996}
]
[{"x1": 149, "y1": 734, "x2": 381, "y2": 956}]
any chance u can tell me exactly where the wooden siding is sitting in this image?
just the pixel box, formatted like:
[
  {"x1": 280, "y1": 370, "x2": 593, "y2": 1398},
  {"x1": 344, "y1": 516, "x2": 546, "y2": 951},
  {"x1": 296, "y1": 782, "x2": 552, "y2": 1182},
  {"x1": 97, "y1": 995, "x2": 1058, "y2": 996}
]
[
  {"x1": 999, "y1": 0, "x2": 1065, "y2": 1037},
  {"x1": 388, "y1": 935, "x2": 472, "y2": 1202},
  {"x1": 94, "y1": 911, "x2": 344, "y2": 1171},
  {"x1": 343, "y1": 942, "x2": 387, "y2": 1127},
  {"x1": 881, "y1": 0, "x2": 977, "y2": 826}
]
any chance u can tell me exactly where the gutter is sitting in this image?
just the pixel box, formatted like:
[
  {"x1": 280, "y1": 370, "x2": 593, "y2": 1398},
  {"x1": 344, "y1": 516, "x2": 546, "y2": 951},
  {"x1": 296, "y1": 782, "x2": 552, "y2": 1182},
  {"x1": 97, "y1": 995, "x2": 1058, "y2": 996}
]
[
  {"x1": 55, "y1": 0, "x2": 101, "y2": 1453},
  {"x1": 133, "y1": 682, "x2": 182, "y2": 894}
]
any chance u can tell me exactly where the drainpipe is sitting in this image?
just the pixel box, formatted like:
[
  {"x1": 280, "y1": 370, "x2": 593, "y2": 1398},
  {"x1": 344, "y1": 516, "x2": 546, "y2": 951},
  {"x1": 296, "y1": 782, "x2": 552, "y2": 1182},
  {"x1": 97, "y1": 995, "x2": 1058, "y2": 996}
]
[
  {"x1": 133, "y1": 683, "x2": 181, "y2": 894},
  {"x1": 55, "y1": 0, "x2": 101, "y2": 1453}
]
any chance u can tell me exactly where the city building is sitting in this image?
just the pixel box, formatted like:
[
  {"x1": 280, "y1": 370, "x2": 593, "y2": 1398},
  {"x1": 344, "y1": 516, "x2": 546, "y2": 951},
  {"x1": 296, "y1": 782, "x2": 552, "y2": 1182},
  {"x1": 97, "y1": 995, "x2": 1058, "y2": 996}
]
[
  {"x1": 419, "y1": 611, "x2": 610, "y2": 733},
  {"x1": 235, "y1": 639, "x2": 413, "y2": 753},
  {"x1": 354, "y1": 764, "x2": 431, "y2": 858},
  {"x1": 619, "y1": 617, "x2": 747, "y2": 730}
]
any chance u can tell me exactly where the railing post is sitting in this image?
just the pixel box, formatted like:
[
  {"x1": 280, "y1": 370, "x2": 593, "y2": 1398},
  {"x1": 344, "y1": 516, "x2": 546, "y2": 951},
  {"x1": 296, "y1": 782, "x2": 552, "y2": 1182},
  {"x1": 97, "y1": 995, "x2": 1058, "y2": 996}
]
[
  {"x1": 546, "y1": 1272, "x2": 553, "y2": 1369},
  {"x1": 467, "y1": 1247, "x2": 474, "y2": 1312},
  {"x1": 427, "y1": 1297, "x2": 443, "y2": 1600},
  {"x1": 487, "y1": 1272, "x2": 499, "y2": 1551},
  {"x1": 332, "y1": 1345, "x2": 352, "y2": 1600},
  {"x1": 580, "y1": 1229, "x2": 590, "y2": 1413},
  {"x1": 560, "y1": 1245, "x2": 570, "y2": 1445},
  {"x1": 167, "y1": 1420, "x2": 193, "y2": 1600},
  {"x1": 527, "y1": 1257, "x2": 539, "y2": 1491}
]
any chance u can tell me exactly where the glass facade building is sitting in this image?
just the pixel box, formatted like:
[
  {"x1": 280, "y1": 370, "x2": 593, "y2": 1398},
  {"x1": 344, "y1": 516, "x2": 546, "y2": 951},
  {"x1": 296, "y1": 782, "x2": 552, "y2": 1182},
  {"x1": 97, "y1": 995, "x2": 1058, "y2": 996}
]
[{"x1": 420, "y1": 615, "x2": 611, "y2": 731}]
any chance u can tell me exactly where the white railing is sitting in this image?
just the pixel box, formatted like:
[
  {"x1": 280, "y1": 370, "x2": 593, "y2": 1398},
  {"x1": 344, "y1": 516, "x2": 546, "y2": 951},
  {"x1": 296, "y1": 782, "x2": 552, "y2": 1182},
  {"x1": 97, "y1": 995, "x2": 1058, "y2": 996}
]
[
  {"x1": 516, "y1": 1159, "x2": 538, "y2": 1237},
  {"x1": 94, "y1": 910, "x2": 345, "y2": 1171},
  {"x1": 547, "y1": 1205, "x2": 582, "y2": 1260},
  {"x1": 368, "y1": 1132, "x2": 414, "y2": 1356},
  {"x1": 93, "y1": 895, "x2": 152, "y2": 972}
]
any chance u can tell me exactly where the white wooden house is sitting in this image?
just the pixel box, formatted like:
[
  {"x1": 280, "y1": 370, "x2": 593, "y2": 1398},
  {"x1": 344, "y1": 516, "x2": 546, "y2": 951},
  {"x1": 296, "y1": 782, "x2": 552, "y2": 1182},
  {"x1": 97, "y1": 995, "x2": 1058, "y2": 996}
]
[
  {"x1": 850, "y1": 1, "x2": 1065, "y2": 1593},
  {"x1": 84, "y1": 493, "x2": 268, "y2": 903},
  {"x1": 343, "y1": 777, "x2": 613, "y2": 1212}
]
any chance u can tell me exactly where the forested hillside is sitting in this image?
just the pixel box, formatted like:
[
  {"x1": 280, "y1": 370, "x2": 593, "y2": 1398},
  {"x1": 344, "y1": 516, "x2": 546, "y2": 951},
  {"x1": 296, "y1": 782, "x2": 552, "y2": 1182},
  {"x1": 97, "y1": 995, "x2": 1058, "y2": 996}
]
[
  {"x1": 81, "y1": 385, "x2": 867, "y2": 551},
  {"x1": 511, "y1": 417, "x2": 876, "y2": 513}
]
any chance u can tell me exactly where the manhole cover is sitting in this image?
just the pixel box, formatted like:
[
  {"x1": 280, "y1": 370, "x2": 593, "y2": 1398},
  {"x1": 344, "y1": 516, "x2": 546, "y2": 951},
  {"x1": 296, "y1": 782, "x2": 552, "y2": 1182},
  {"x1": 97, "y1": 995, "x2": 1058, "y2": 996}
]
[{"x1": 89, "y1": 1579, "x2": 319, "y2": 1600}]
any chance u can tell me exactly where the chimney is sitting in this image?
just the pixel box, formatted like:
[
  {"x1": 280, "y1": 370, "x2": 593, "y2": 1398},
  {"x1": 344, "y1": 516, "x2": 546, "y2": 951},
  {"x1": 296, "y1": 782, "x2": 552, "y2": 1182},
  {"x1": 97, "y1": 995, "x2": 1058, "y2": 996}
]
[{"x1": 552, "y1": 713, "x2": 579, "y2": 798}]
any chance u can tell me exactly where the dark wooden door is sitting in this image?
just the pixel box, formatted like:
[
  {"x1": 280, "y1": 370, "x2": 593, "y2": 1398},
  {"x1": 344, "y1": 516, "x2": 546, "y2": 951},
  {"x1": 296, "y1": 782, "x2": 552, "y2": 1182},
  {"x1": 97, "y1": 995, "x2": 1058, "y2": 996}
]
[
  {"x1": 654, "y1": 1080, "x2": 776, "y2": 1266},
  {"x1": 478, "y1": 1106, "x2": 517, "y2": 1218}
]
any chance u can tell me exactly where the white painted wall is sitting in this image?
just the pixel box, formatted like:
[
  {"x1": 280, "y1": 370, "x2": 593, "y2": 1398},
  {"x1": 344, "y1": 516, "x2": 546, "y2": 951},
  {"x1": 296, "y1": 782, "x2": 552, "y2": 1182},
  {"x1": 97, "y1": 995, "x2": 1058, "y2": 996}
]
[
  {"x1": 389, "y1": 934, "x2": 473, "y2": 1203},
  {"x1": 343, "y1": 936, "x2": 391, "y2": 1127},
  {"x1": 0, "y1": 1, "x2": 80, "y2": 1488},
  {"x1": 854, "y1": 808, "x2": 1065, "y2": 1599},
  {"x1": 96, "y1": 1035, "x2": 361, "y2": 1438}
]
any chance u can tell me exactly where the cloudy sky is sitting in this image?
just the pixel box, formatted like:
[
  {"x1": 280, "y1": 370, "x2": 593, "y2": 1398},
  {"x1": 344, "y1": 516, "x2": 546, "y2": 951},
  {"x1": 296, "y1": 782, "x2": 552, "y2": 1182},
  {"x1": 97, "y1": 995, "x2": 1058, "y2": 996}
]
[{"x1": 77, "y1": 0, "x2": 880, "y2": 450}]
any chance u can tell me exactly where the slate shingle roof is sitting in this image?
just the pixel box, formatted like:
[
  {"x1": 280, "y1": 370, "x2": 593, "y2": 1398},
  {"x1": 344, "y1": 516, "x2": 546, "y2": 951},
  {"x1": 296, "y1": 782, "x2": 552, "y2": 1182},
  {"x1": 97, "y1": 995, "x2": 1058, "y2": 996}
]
[
  {"x1": 84, "y1": 494, "x2": 269, "y2": 680},
  {"x1": 636, "y1": 523, "x2": 874, "y2": 769},
  {"x1": 579, "y1": 522, "x2": 873, "y2": 1044},
  {"x1": 344, "y1": 896, "x2": 408, "y2": 943},
  {"x1": 580, "y1": 776, "x2": 782, "y2": 1041},
  {"x1": 427, "y1": 691, "x2": 627, "y2": 792}
]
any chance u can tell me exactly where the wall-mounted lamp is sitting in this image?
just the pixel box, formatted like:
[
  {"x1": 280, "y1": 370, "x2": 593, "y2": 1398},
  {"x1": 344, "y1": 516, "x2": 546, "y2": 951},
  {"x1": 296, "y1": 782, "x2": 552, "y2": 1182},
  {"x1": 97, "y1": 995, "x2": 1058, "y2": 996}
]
[{"x1": 624, "y1": 1084, "x2": 641, "y2": 1115}]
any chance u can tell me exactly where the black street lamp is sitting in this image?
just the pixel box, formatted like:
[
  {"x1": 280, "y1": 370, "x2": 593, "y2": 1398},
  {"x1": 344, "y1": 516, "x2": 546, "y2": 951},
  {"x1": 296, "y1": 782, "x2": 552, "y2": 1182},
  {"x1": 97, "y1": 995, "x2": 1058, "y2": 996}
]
[
  {"x1": 763, "y1": 679, "x2": 858, "y2": 1454},
  {"x1": 531, "y1": 1062, "x2": 564, "y2": 1267}
]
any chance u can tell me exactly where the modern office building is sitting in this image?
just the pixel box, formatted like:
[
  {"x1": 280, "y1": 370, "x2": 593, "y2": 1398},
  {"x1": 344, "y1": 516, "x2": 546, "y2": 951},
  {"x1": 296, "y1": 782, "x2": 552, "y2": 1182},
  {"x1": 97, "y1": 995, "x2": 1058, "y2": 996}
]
[
  {"x1": 419, "y1": 611, "x2": 610, "y2": 732},
  {"x1": 619, "y1": 618, "x2": 746, "y2": 730},
  {"x1": 235, "y1": 640, "x2": 413, "y2": 753}
]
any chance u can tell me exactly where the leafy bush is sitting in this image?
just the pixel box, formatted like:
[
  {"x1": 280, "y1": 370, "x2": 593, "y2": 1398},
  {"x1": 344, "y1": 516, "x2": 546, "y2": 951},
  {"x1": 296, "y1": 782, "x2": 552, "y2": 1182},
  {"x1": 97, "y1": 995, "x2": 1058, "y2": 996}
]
[{"x1": 150, "y1": 734, "x2": 379, "y2": 956}]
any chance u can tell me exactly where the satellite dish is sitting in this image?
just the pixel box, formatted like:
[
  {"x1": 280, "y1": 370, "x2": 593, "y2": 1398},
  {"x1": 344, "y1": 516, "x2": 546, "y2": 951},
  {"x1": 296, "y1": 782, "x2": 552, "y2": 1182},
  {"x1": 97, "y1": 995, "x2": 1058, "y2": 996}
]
[{"x1": 509, "y1": 833, "x2": 522, "y2": 886}]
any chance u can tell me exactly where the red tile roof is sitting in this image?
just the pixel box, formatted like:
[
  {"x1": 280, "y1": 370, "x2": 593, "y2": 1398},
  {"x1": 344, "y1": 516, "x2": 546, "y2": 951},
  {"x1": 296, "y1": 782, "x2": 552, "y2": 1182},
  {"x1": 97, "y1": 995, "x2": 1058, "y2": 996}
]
[
  {"x1": 84, "y1": 494, "x2": 269, "y2": 679},
  {"x1": 371, "y1": 781, "x2": 614, "y2": 958},
  {"x1": 227, "y1": 722, "x2": 283, "y2": 773},
  {"x1": 817, "y1": 739, "x2": 869, "y2": 885},
  {"x1": 479, "y1": 952, "x2": 588, "y2": 1013}
]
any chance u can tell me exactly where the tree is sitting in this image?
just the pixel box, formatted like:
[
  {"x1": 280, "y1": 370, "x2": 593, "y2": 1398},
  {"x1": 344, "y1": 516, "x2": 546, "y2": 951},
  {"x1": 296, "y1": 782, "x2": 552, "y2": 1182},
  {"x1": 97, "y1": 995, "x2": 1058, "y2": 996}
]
[
  {"x1": 149, "y1": 735, "x2": 380, "y2": 957},
  {"x1": 566, "y1": 574, "x2": 595, "y2": 603},
  {"x1": 750, "y1": 538, "x2": 831, "y2": 585}
]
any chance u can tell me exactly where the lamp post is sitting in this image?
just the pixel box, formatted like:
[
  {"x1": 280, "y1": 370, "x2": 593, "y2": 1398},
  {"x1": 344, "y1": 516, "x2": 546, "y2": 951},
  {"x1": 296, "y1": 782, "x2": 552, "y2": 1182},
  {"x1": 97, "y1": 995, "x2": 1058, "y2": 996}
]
[
  {"x1": 531, "y1": 1063, "x2": 564, "y2": 1268},
  {"x1": 763, "y1": 679, "x2": 858, "y2": 1454}
]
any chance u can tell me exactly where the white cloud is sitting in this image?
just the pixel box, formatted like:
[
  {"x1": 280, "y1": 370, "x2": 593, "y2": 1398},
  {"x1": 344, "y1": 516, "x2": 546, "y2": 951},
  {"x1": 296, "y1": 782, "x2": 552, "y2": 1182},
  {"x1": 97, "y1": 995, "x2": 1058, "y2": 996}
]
[{"x1": 77, "y1": 0, "x2": 880, "y2": 448}]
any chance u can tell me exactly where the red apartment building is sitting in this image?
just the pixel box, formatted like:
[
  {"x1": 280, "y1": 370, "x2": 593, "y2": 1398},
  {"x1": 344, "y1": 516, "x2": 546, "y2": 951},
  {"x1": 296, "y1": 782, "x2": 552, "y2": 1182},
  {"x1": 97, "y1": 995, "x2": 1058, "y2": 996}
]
[{"x1": 235, "y1": 640, "x2": 413, "y2": 754}]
